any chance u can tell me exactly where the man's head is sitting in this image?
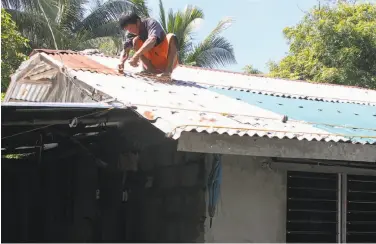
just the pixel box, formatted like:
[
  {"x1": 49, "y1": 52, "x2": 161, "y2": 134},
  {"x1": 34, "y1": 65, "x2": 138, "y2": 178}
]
[{"x1": 119, "y1": 12, "x2": 141, "y2": 35}]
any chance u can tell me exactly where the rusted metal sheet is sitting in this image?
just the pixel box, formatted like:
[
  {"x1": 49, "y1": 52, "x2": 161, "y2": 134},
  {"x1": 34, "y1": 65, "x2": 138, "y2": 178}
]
[
  {"x1": 5, "y1": 49, "x2": 376, "y2": 145},
  {"x1": 71, "y1": 70, "x2": 374, "y2": 144},
  {"x1": 31, "y1": 50, "x2": 119, "y2": 75}
]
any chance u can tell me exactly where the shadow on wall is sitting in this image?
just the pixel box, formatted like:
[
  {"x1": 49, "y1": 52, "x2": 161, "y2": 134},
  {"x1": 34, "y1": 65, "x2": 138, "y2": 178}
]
[{"x1": 1, "y1": 123, "x2": 209, "y2": 242}]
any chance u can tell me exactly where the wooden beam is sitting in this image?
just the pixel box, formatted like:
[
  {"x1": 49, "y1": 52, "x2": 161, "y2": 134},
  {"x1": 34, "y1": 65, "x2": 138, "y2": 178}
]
[
  {"x1": 177, "y1": 132, "x2": 376, "y2": 163},
  {"x1": 25, "y1": 68, "x2": 57, "y2": 81}
]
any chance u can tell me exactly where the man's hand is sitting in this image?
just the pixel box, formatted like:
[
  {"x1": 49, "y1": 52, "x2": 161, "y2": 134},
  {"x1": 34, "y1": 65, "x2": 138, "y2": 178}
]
[
  {"x1": 118, "y1": 62, "x2": 124, "y2": 74},
  {"x1": 129, "y1": 54, "x2": 140, "y2": 67},
  {"x1": 118, "y1": 47, "x2": 131, "y2": 73}
]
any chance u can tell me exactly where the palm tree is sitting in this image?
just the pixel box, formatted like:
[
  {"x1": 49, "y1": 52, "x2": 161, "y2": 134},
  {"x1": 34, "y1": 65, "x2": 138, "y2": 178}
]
[
  {"x1": 1, "y1": 0, "x2": 143, "y2": 50},
  {"x1": 2, "y1": 0, "x2": 236, "y2": 68},
  {"x1": 134, "y1": 0, "x2": 236, "y2": 68}
]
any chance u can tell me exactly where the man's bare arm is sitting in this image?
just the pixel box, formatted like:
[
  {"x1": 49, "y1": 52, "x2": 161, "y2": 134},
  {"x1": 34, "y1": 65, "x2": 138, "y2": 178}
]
[
  {"x1": 119, "y1": 48, "x2": 129, "y2": 64},
  {"x1": 133, "y1": 36, "x2": 157, "y2": 58}
]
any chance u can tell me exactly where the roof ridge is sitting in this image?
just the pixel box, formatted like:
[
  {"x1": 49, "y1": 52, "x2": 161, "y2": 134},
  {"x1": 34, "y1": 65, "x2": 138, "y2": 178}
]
[
  {"x1": 179, "y1": 65, "x2": 376, "y2": 92},
  {"x1": 30, "y1": 49, "x2": 375, "y2": 92}
]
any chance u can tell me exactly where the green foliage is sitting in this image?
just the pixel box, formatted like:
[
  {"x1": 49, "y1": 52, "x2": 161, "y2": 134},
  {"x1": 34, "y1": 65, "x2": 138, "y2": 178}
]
[
  {"x1": 86, "y1": 36, "x2": 123, "y2": 56},
  {"x1": 243, "y1": 64, "x2": 262, "y2": 74},
  {"x1": 1, "y1": 9, "x2": 29, "y2": 92},
  {"x1": 2, "y1": 0, "x2": 135, "y2": 49},
  {"x1": 3, "y1": 0, "x2": 236, "y2": 68},
  {"x1": 132, "y1": 0, "x2": 236, "y2": 68},
  {"x1": 269, "y1": 3, "x2": 376, "y2": 88},
  {"x1": 2, "y1": 153, "x2": 33, "y2": 159}
]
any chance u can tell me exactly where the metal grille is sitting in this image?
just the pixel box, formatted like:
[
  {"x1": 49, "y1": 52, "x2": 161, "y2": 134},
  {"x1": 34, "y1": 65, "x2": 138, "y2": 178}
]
[
  {"x1": 286, "y1": 171, "x2": 338, "y2": 243},
  {"x1": 347, "y1": 175, "x2": 376, "y2": 243}
]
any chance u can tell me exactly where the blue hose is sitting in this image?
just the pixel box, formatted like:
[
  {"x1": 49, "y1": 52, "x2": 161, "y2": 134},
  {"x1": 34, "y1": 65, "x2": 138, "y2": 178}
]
[{"x1": 208, "y1": 154, "x2": 222, "y2": 227}]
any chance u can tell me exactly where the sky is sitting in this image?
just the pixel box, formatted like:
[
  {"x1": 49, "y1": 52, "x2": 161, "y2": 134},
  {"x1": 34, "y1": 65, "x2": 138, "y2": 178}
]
[{"x1": 146, "y1": 0, "x2": 319, "y2": 73}]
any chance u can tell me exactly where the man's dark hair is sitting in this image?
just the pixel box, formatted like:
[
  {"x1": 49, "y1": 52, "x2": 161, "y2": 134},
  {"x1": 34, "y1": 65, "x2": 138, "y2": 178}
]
[{"x1": 119, "y1": 12, "x2": 141, "y2": 28}]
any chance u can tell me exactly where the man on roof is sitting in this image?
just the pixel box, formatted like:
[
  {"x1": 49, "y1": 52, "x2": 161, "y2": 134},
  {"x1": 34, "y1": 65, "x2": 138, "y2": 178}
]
[{"x1": 118, "y1": 12, "x2": 178, "y2": 77}]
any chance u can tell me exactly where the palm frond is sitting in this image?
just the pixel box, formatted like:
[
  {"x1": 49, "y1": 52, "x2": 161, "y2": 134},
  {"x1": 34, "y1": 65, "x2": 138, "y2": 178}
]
[
  {"x1": 2, "y1": 0, "x2": 40, "y2": 12},
  {"x1": 57, "y1": 0, "x2": 87, "y2": 31},
  {"x1": 2, "y1": 0, "x2": 60, "y2": 20},
  {"x1": 70, "y1": 29, "x2": 99, "y2": 50},
  {"x1": 165, "y1": 5, "x2": 203, "y2": 61},
  {"x1": 88, "y1": 20, "x2": 122, "y2": 39},
  {"x1": 5, "y1": 9, "x2": 72, "y2": 49},
  {"x1": 77, "y1": 0, "x2": 133, "y2": 32},
  {"x1": 185, "y1": 36, "x2": 236, "y2": 68},
  {"x1": 205, "y1": 17, "x2": 233, "y2": 42},
  {"x1": 82, "y1": 36, "x2": 123, "y2": 55},
  {"x1": 158, "y1": 0, "x2": 167, "y2": 31},
  {"x1": 183, "y1": 17, "x2": 235, "y2": 68},
  {"x1": 87, "y1": 0, "x2": 103, "y2": 11},
  {"x1": 166, "y1": 8, "x2": 175, "y2": 34},
  {"x1": 128, "y1": 0, "x2": 150, "y2": 18}
]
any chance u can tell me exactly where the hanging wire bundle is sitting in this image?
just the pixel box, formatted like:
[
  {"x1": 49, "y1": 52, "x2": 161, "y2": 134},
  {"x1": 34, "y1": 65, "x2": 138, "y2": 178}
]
[{"x1": 207, "y1": 154, "x2": 222, "y2": 228}]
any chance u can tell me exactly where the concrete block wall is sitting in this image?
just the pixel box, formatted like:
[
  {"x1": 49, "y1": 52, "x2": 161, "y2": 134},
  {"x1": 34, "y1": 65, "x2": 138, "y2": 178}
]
[
  {"x1": 134, "y1": 140, "x2": 207, "y2": 242},
  {"x1": 204, "y1": 155, "x2": 287, "y2": 243}
]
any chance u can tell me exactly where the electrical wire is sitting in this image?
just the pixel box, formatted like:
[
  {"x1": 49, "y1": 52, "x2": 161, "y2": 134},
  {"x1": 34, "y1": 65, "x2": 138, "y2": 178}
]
[
  {"x1": 33, "y1": 3, "x2": 375, "y2": 134},
  {"x1": 1, "y1": 0, "x2": 115, "y2": 141},
  {"x1": 112, "y1": 72, "x2": 376, "y2": 132},
  {"x1": 117, "y1": 101, "x2": 376, "y2": 132},
  {"x1": 1, "y1": 107, "x2": 114, "y2": 140},
  {"x1": 33, "y1": 0, "x2": 376, "y2": 140}
]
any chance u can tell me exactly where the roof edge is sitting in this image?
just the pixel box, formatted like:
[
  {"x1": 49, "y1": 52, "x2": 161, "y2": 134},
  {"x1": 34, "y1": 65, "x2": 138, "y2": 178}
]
[
  {"x1": 27, "y1": 49, "x2": 376, "y2": 92},
  {"x1": 178, "y1": 65, "x2": 376, "y2": 92}
]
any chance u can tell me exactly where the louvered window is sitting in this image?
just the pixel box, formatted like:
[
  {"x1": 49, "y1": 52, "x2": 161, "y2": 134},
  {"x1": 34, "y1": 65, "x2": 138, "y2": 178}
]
[
  {"x1": 347, "y1": 175, "x2": 376, "y2": 243},
  {"x1": 286, "y1": 171, "x2": 338, "y2": 243}
]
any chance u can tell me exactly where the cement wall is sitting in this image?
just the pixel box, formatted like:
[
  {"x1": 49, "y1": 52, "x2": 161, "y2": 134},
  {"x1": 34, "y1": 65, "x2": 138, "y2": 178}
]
[
  {"x1": 134, "y1": 140, "x2": 207, "y2": 242},
  {"x1": 205, "y1": 155, "x2": 287, "y2": 243},
  {"x1": 2, "y1": 119, "x2": 288, "y2": 243}
]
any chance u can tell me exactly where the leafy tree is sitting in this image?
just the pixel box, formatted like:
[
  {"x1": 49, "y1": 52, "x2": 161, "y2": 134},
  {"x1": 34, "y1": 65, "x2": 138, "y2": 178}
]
[
  {"x1": 131, "y1": 0, "x2": 236, "y2": 68},
  {"x1": 243, "y1": 64, "x2": 262, "y2": 74},
  {"x1": 268, "y1": 3, "x2": 376, "y2": 88},
  {"x1": 1, "y1": 8, "x2": 29, "y2": 92},
  {"x1": 3, "y1": 0, "x2": 236, "y2": 68},
  {"x1": 1, "y1": 0, "x2": 139, "y2": 50}
]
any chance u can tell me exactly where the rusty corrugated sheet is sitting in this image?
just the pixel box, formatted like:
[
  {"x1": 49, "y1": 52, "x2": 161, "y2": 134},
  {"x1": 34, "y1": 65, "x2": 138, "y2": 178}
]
[
  {"x1": 32, "y1": 49, "x2": 119, "y2": 75},
  {"x1": 71, "y1": 70, "x2": 374, "y2": 144},
  {"x1": 6, "y1": 49, "x2": 376, "y2": 144}
]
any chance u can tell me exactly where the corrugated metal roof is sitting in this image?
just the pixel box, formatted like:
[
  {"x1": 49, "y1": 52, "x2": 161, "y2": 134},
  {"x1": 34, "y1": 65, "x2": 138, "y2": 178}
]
[
  {"x1": 32, "y1": 50, "x2": 119, "y2": 75},
  {"x1": 172, "y1": 67, "x2": 376, "y2": 106},
  {"x1": 71, "y1": 70, "x2": 369, "y2": 144},
  {"x1": 11, "y1": 81, "x2": 52, "y2": 102},
  {"x1": 5, "y1": 50, "x2": 376, "y2": 144},
  {"x1": 209, "y1": 88, "x2": 376, "y2": 144}
]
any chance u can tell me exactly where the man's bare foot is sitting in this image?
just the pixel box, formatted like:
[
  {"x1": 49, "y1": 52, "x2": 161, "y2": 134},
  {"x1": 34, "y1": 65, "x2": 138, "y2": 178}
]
[
  {"x1": 139, "y1": 70, "x2": 152, "y2": 75},
  {"x1": 157, "y1": 72, "x2": 171, "y2": 77}
]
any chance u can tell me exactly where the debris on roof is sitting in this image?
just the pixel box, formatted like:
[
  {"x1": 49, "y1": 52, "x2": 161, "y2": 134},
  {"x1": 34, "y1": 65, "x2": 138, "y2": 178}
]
[{"x1": 4, "y1": 49, "x2": 376, "y2": 145}]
